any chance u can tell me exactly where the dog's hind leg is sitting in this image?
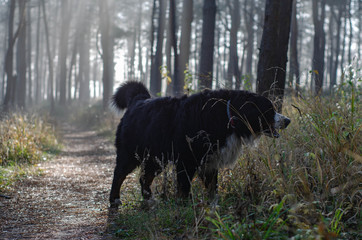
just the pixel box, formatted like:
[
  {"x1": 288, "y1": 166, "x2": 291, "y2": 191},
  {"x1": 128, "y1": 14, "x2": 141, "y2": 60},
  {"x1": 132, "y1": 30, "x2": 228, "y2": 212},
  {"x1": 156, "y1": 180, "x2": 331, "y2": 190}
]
[
  {"x1": 109, "y1": 154, "x2": 138, "y2": 206},
  {"x1": 176, "y1": 164, "x2": 196, "y2": 199}
]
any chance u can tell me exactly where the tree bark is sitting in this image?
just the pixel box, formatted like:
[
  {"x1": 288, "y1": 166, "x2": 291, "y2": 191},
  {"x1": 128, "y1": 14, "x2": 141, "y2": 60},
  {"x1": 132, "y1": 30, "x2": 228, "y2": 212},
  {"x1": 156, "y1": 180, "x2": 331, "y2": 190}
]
[
  {"x1": 78, "y1": 3, "x2": 90, "y2": 103},
  {"x1": 3, "y1": 0, "x2": 16, "y2": 109},
  {"x1": 312, "y1": 0, "x2": 326, "y2": 95},
  {"x1": 288, "y1": 0, "x2": 300, "y2": 94},
  {"x1": 199, "y1": 0, "x2": 217, "y2": 90},
  {"x1": 256, "y1": 0, "x2": 293, "y2": 112},
  {"x1": 34, "y1": 0, "x2": 41, "y2": 104},
  {"x1": 137, "y1": 0, "x2": 144, "y2": 82},
  {"x1": 244, "y1": 0, "x2": 255, "y2": 83},
  {"x1": 26, "y1": 3, "x2": 32, "y2": 105},
  {"x1": 58, "y1": 0, "x2": 71, "y2": 105},
  {"x1": 226, "y1": 0, "x2": 241, "y2": 89},
  {"x1": 16, "y1": 0, "x2": 27, "y2": 109},
  {"x1": 150, "y1": 0, "x2": 166, "y2": 96},
  {"x1": 330, "y1": 5, "x2": 343, "y2": 92},
  {"x1": 41, "y1": 0, "x2": 55, "y2": 111},
  {"x1": 177, "y1": 0, "x2": 193, "y2": 96},
  {"x1": 99, "y1": 0, "x2": 114, "y2": 109}
]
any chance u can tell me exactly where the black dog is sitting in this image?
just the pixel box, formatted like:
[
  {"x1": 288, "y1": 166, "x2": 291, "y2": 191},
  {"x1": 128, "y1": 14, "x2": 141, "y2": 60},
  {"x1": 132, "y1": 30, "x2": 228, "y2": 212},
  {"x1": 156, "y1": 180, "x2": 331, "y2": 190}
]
[{"x1": 109, "y1": 81, "x2": 290, "y2": 205}]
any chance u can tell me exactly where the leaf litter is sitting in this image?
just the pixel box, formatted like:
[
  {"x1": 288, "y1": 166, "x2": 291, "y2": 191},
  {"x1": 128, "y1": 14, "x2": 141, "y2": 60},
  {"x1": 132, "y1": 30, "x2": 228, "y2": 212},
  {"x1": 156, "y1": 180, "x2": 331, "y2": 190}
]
[{"x1": 0, "y1": 125, "x2": 123, "y2": 239}]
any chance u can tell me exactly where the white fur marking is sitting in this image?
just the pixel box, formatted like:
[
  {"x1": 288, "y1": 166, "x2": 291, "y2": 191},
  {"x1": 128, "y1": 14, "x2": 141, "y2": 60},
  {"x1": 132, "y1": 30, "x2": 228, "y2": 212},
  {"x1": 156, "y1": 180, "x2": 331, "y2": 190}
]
[
  {"x1": 274, "y1": 113, "x2": 289, "y2": 129},
  {"x1": 207, "y1": 134, "x2": 257, "y2": 171}
]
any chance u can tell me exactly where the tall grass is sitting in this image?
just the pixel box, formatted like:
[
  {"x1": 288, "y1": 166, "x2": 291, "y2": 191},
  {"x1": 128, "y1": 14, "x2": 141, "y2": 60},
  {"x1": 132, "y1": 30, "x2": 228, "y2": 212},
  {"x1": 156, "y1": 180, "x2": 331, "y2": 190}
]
[
  {"x1": 0, "y1": 112, "x2": 60, "y2": 191},
  {"x1": 211, "y1": 62, "x2": 361, "y2": 239},
  {"x1": 83, "y1": 65, "x2": 360, "y2": 238}
]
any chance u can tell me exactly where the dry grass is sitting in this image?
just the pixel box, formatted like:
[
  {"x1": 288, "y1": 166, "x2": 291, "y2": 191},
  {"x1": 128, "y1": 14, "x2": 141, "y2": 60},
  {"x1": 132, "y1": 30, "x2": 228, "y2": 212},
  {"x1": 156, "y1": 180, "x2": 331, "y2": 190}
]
[{"x1": 0, "y1": 112, "x2": 60, "y2": 191}]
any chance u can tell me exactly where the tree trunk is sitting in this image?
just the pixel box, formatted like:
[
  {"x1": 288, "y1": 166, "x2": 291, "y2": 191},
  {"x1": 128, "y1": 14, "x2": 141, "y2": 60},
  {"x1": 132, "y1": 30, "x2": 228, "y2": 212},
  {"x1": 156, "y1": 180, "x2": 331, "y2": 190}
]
[
  {"x1": 330, "y1": 6, "x2": 343, "y2": 92},
  {"x1": 68, "y1": 40, "x2": 77, "y2": 102},
  {"x1": 137, "y1": 0, "x2": 144, "y2": 82},
  {"x1": 128, "y1": 23, "x2": 137, "y2": 79},
  {"x1": 41, "y1": 0, "x2": 55, "y2": 111},
  {"x1": 288, "y1": 0, "x2": 300, "y2": 94},
  {"x1": 3, "y1": 0, "x2": 16, "y2": 109},
  {"x1": 256, "y1": 0, "x2": 293, "y2": 112},
  {"x1": 199, "y1": 0, "x2": 217, "y2": 90},
  {"x1": 166, "y1": 0, "x2": 179, "y2": 96},
  {"x1": 99, "y1": 0, "x2": 114, "y2": 109},
  {"x1": 244, "y1": 0, "x2": 255, "y2": 83},
  {"x1": 34, "y1": 0, "x2": 41, "y2": 104},
  {"x1": 226, "y1": 0, "x2": 241, "y2": 89},
  {"x1": 357, "y1": 0, "x2": 361, "y2": 61},
  {"x1": 215, "y1": 13, "x2": 221, "y2": 89},
  {"x1": 312, "y1": 0, "x2": 326, "y2": 95},
  {"x1": 16, "y1": 0, "x2": 27, "y2": 109},
  {"x1": 58, "y1": 0, "x2": 71, "y2": 105},
  {"x1": 165, "y1": 0, "x2": 172, "y2": 95},
  {"x1": 150, "y1": 0, "x2": 166, "y2": 96},
  {"x1": 78, "y1": 3, "x2": 91, "y2": 103},
  {"x1": 177, "y1": 0, "x2": 193, "y2": 96},
  {"x1": 26, "y1": 3, "x2": 32, "y2": 105}
]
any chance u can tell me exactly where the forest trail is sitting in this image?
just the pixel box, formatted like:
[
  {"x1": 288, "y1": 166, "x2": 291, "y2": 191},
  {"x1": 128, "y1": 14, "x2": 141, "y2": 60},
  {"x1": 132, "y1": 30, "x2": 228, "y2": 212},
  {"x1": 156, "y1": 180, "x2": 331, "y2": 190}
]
[{"x1": 0, "y1": 125, "x2": 120, "y2": 239}]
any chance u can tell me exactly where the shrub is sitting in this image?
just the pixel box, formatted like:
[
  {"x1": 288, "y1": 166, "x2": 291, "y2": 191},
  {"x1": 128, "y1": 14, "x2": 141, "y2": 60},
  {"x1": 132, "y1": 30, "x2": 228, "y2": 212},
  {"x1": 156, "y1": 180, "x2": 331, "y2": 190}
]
[{"x1": 0, "y1": 112, "x2": 60, "y2": 190}]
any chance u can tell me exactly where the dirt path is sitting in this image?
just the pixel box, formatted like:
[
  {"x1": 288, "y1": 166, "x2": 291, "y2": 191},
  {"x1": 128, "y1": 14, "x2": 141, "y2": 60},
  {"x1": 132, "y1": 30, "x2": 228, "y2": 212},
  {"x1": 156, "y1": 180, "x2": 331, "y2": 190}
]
[{"x1": 0, "y1": 125, "x2": 119, "y2": 239}]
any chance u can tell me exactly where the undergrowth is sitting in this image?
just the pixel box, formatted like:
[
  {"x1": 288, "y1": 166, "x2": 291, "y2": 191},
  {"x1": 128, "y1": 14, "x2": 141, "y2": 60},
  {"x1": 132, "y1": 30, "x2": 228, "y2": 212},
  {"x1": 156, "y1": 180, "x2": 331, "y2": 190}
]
[
  {"x1": 68, "y1": 101, "x2": 118, "y2": 140},
  {"x1": 0, "y1": 112, "x2": 60, "y2": 191},
  {"x1": 108, "y1": 62, "x2": 361, "y2": 239}
]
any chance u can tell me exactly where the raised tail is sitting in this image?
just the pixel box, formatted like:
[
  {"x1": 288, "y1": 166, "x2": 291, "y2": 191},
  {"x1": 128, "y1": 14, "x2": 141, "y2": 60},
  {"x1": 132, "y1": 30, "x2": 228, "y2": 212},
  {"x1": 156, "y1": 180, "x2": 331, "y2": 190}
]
[{"x1": 111, "y1": 81, "x2": 151, "y2": 110}]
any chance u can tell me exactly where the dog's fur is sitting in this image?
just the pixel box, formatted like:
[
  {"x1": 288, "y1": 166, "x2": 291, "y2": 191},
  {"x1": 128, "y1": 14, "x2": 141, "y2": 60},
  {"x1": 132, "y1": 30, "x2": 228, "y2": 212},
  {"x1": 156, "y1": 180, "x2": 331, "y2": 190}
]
[{"x1": 109, "y1": 81, "x2": 290, "y2": 205}]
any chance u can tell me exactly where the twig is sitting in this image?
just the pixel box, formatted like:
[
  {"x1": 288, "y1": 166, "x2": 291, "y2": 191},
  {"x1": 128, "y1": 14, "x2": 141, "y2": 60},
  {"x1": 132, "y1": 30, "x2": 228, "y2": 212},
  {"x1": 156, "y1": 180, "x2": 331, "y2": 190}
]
[
  {"x1": 291, "y1": 104, "x2": 302, "y2": 117},
  {"x1": 0, "y1": 194, "x2": 11, "y2": 199}
]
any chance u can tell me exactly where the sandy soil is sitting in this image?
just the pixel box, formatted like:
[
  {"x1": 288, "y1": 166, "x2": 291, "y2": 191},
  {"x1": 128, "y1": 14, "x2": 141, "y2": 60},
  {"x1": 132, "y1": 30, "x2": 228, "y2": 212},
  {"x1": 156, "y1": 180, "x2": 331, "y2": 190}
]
[{"x1": 0, "y1": 125, "x2": 120, "y2": 239}]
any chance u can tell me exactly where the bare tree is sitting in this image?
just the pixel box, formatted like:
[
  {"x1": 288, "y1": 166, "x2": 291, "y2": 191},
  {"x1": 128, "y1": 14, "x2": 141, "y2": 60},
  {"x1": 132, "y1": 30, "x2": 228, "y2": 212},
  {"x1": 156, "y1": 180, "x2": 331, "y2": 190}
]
[
  {"x1": 329, "y1": 2, "x2": 345, "y2": 92},
  {"x1": 177, "y1": 0, "x2": 193, "y2": 96},
  {"x1": 16, "y1": 0, "x2": 27, "y2": 109},
  {"x1": 244, "y1": 0, "x2": 255, "y2": 85},
  {"x1": 165, "y1": 0, "x2": 179, "y2": 96},
  {"x1": 58, "y1": 0, "x2": 71, "y2": 105},
  {"x1": 288, "y1": 0, "x2": 300, "y2": 94},
  {"x1": 312, "y1": 0, "x2": 326, "y2": 95},
  {"x1": 99, "y1": 0, "x2": 114, "y2": 109},
  {"x1": 34, "y1": 0, "x2": 41, "y2": 104},
  {"x1": 78, "y1": 2, "x2": 91, "y2": 103},
  {"x1": 41, "y1": 0, "x2": 55, "y2": 111},
  {"x1": 199, "y1": 0, "x2": 217, "y2": 90},
  {"x1": 150, "y1": 0, "x2": 166, "y2": 96},
  {"x1": 226, "y1": 0, "x2": 241, "y2": 89},
  {"x1": 256, "y1": 0, "x2": 293, "y2": 111},
  {"x1": 3, "y1": 0, "x2": 17, "y2": 110},
  {"x1": 26, "y1": 2, "x2": 32, "y2": 105}
]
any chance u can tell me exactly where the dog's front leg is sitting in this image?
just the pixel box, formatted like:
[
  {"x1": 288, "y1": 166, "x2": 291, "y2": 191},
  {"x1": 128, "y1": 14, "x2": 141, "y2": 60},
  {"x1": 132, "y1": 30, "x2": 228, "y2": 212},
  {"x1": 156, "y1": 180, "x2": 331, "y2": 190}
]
[{"x1": 200, "y1": 169, "x2": 218, "y2": 200}]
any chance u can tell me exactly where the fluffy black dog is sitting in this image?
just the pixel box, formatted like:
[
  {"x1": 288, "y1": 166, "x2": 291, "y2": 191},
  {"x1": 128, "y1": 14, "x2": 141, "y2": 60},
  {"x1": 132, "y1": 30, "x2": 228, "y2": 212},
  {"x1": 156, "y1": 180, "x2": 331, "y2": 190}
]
[{"x1": 109, "y1": 81, "x2": 290, "y2": 205}]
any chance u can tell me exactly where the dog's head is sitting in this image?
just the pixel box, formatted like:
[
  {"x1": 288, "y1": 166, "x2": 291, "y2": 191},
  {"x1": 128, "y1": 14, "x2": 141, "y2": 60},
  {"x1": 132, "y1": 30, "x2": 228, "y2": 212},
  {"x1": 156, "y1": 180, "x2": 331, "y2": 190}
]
[{"x1": 232, "y1": 94, "x2": 290, "y2": 138}]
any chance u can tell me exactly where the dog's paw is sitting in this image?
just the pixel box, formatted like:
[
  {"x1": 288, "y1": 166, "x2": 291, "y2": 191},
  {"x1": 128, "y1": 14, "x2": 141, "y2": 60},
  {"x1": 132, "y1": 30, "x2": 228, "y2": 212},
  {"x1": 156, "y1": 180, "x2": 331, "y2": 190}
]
[{"x1": 110, "y1": 198, "x2": 121, "y2": 208}]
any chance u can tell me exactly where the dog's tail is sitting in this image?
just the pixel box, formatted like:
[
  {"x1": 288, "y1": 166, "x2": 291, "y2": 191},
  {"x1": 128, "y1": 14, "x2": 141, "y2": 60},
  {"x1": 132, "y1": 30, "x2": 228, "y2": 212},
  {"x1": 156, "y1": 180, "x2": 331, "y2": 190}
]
[{"x1": 112, "y1": 81, "x2": 151, "y2": 110}]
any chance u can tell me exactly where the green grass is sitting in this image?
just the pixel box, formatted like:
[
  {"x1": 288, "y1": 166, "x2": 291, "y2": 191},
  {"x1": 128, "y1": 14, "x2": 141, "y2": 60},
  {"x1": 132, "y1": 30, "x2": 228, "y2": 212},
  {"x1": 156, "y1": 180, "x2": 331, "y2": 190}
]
[{"x1": 0, "y1": 112, "x2": 61, "y2": 191}]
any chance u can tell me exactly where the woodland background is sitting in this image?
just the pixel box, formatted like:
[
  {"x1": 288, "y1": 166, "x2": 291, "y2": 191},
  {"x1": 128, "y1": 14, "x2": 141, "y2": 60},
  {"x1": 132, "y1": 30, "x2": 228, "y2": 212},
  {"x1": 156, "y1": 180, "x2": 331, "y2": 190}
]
[
  {"x1": 0, "y1": 0, "x2": 360, "y2": 111},
  {"x1": 0, "y1": 0, "x2": 361, "y2": 239}
]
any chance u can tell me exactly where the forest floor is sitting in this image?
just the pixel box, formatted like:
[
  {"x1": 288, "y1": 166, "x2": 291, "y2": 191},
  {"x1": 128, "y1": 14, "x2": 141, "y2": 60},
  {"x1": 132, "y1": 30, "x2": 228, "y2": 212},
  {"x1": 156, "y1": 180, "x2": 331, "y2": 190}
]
[{"x1": 0, "y1": 125, "x2": 121, "y2": 239}]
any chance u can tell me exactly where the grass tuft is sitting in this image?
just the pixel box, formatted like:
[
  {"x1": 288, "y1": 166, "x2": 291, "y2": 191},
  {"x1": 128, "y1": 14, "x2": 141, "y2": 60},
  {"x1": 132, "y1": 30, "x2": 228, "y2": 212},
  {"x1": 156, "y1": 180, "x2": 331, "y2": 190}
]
[{"x1": 0, "y1": 112, "x2": 60, "y2": 191}]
